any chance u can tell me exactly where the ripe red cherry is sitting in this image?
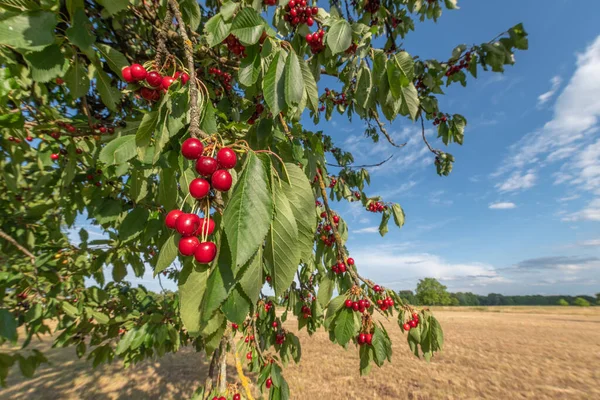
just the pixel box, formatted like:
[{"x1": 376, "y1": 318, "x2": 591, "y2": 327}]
[
  {"x1": 373, "y1": 285, "x2": 381, "y2": 292},
  {"x1": 130, "y1": 63, "x2": 147, "y2": 81},
  {"x1": 189, "y1": 178, "x2": 210, "y2": 199},
  {"x1": 177, "y1": 72, "x2": 190, "y2": 85},
  {"x1": 344, "y1": 299, "x2": 353, "y2": 308},
  {"x1": 176, "y1": 213, "x2": 200, "y2": 236},
  {"x1": 272, "y1": 321, "x2": 278, "y2": 328},
  {"x1": 403, "y1": 323, "x2": 411, "y2": 331},
  {"x1": 195, "y1": 156, "x2": 218, "y2": 176},
  {"x1": 162, "y1": 76, "x2": 175, "y2": 90},
  {"x1": 219, "y1": 397, "x2": 226, "y2": 400},
  {"x1": 333, "y1": 215, "x2": 340, "y2": 223},
  {"x1": 50, "y1": 153, "x2": 59, "y2": 161},
  {"x1": 352, "y1": 302, "x2": 359, "y2": 311},
  {"x1": 121, "y1": 66, "x2": 134, "y2": 83},
  {"x1": 26, "y1": 136, "x2": 33, "y2": 142},
  {"x1": 181, "y1": 138, "x2": 204, "y2": 160},
  {"x1": 165, "y1": 210, "x2": 183, "y2": 229},
  {"x1": 140, "y1": 87, "x2": 157, "y2": 101},
  {"x1": 365, "y1": 333, "x2": 373, "y2": 345},
  {"x1": 412, "y1": 312, "x2": 419, "y2": 320},
  {"x1": 179, "y1": 236, "x2": 200, "y2": 256},
  {"x1": 233, "y1": 394, "x2": 241, "y2": 400},
  {"x1": 409, "y1": 319, "x2": 418, "y2": 328},
  {"x1": 358, "y1": 333, "x2": 366, "y2": 344},
  {"x1": 146, "y1": 71, "x2": 163, "y2": 88},
  {"x1": 266, "y1": 378, "x2": 273, "y2": 389},
  {"x1": 216, "y1": 147, "x2": 237, "y2": 169},
  {"x1": 194, "y1": 241, "x2": 217, "y2": 264},
  {"x1": 196, "y1": 217, "x2": 216, "y2": 236},
  {"x1": 211, "y1": 170, "x2": 232, "y2": 191},
  {"x1": 99, "y1": 126, "x2": 107, "y2": 133},
  {"x1": 347, "y1": 257, "x2": 355, "y2": 265}
]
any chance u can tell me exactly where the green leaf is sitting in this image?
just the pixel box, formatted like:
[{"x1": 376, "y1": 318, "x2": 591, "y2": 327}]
[
  {"x1": 265, "y1": 182, "x2": 301, "y2": 297},
  {"x1": 284, "y1": 49, "x2": 304, "y2": 107},
  {"x1": 64, "y1": 57, "x2": 89, "y2": 98},
  {"x1": 96, "y1": 0, "x2": 128, "y2": 15},
  {"x1": 0, "y1": 11, "x2": 57, "y2": 51},
  {"x1": 263, "y1": 50, "x2": 287, "y2": 115},
  {"x1": 333, "y1": 308, "x2": 358, "y2": 346},
  {"x1": 92, "y1": 63, "x2": 120, "y2": 112},
  {"x1": 61, "y1": 301, "x2": 79, "y2": 318},
  {"x1": 98, "y1": 135, "x2": 136, "y2": 165},
  {"x1": 317, "y1": 274, "x2": 334, "y2": 309},
  {"x1": 0, "y1": 309, "x2": 17, "y2": 343},
  {"x1": 378, "y1": 211, "x2": 390, "y2": 237},
  {"x1": 398, "y1": 83, "x2": 420, "y2": 120},
  {"x1": 394, "y1": 52, "x2": 415, "y2": 81},
  {"x1": 23, "y1": 45, "x2": 68, "y2": 83},
  {"x1": 223, "y1": 152, "x2": 273, "y2": 270},
  {"x1": 112, "y1": 259, "x2": 127, "y2": 282},
  {"x1": 237, "y1": 247, "x2": 263, "y2": 305},
  {"x1": 326, "y1": 19, "x2": 352, "y2": 55},
  {"x1": 221, "y1": 286, "x2": 251, "y2": 325},
  {"x1": 299, "y1": 58, "x2": 319, "y2": 113},
  {"x1": 284, "y1": 163, "x2": 316, "y2": 260},
  {"x1": 66, "y1": 8, "x2": 95, "y2": 51},
  {"x1": 129, "y1": 169, "x2": 148, "y2": 203},
  {"x1": 372, "y1": 327, "x2": 388, "y2": 365},
  {"x1": 179, "y1": 263, "x2": 210, "y2": 336},
  {"x1": 230, "y1": 7, "x2": 264, "y2": 45},
  {"x1": 178, "y1": 0, "x2": 201, "y2": 31},
  {"x1": 392, "y1": 203, "x2": 405, "y2": 228},
  {"x1": 355, "y1": 65, "x2": 372, "y2": 109},
  {"x1": 324, "y1": 295, "x2": 346, "y2": 328},
  {"x1": 135, "y1": 111, "x2": 160, "y2": 150},
  {"x1": 200, "y1": 236, "x2": 236, "y2": 324},
  {"x1": 204, "y1": 14, "x2": 231, "y2": 48},
  {"x1": 158, "y1": 168, "x2": 177, "y2": 212},
  {"x1": 96, "y1": 44, "x2": 129, "y2": 77},
  {"x1": 154, "y1": 233, "x2": 178, "y2": 276},
  {"x1": 238, "y1": 45, "x2": 261, "y2": 86},
  {"x1": 118, "y1": 208, "x2": 149, "y2": 241}
]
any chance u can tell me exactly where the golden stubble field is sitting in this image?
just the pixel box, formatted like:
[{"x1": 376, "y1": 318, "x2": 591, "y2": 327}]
[{"x1": 1, "y1": 307, "x2": 599, "y2": 399}]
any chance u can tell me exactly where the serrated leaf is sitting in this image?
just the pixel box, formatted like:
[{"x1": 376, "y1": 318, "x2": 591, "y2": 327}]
[
  {"x1": 355, "y1": 65, "x2": 372, "y2": 109},
  {"x1": 0, "y1": 309, "x2": 17, "y2": 343},
  {"x1": 96, "y1": 0, "x2": 128, "y2": 15},
  {"x1": 135, "y1": 110, "x2": 160, "y2": 151},
  {"x1": 118, "y1": 208, "x2": 149, "y2": 242},
  {"x1": 178, "y1": 0, "x2": 201, "y2": 31},
  {"x1": 158, "y1": 168, "x2": 177, "y2": 212},
  {"x1": 92, "y1": 63, "x2": 120, "y2": 112},
  {"x1": 284, "y1": 49, "x2": 304, "y2": 106},
  {"x1": 333, "y1": 308, "x2": 358, "y2": 345},
  {"x1": 221, "y1": 286, "x2": 251, "y2": 325},
  {"x1": 299, "y1": 58, "x2": 319, "y2": 112},
  {"x1": 398, "y1": 83, "x2": 420, "y2": 120},
  {"x1": 64, "y1": 57, "x2": 89, "y2": 98},
  {"x1": 263, "y1": 50, "x2": 287, "y2": 115},
  {"x1": 98, "y1": 135, "x2": 136, "y2": 165},
  {"x1": 265, "y1": 182, "x2": 301, "y2": 297},
  {"x1": 284, "y1": 163, "x2": 316, "y2": 260},
  {"x1": 317, "y1": 274, "x2": 334, "y2": 309},
  {"x1": 223, "y1": 152, "x2": 273, "y2": 270},
  {"x1": 392, "y1": 203, "x2": 405, "y2": 228},
  {"x1": 23, "y1": 44, "x2": 68, "y2": 83},
  {"x1": 237, "y1": 247, "x2": 263, "y2": 305},
  {"x1": 230, "y1": 7, "x2": 264, "y2": 45},
  {"x1": 326, "y1": 19, "x2": 352, "y2": 55},
  {"x1": 200, "y1": 236, "x2": 236, "y2": 324},
  {"x1": 378, "y1": 211, "x2": 390, "y2": 237},
  {"x1": 0, "y1": 11, "x2": 57, "y2": 51},
  {"x1": 179, "y1": 263, "x2": 210, "y2": 336},
  {"x1": 96, "y1": 44, "x2": 129, "y2": 77},
  {"x1": 129, "y1": 169, "x2": 148, "y2": 203},
  {"x1": 154, "y1": 233, "x2": 178, "y2": 276},
  {"x1": 205, "y1": 14, "x2": 231, "y2": 47},
  {"x1": 238, "y1": 45, "x2": 261, "y2": 86},
  {"x1": 66, "y1": 8, "x2": 95, "y2": 51}
]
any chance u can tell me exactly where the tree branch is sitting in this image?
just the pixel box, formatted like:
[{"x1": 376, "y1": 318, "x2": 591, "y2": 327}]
[
  {"x1": 370, "y1": 111, "x2": 407, "y2": 148},
  {"x1": 0, "y1": 229, "x2": 36, "y2": 262},
  {"x1": 326, "y1": 154, "x2": 393, "y2": 169},
  {"x1": 154, "y1": 7, "x2": 173, "y2": 69},
  {"x1": 419, "y1": 111, "x2": 439, "y2": 155}
]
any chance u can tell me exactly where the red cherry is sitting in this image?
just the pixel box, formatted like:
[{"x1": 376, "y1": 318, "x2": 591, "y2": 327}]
[
  {"x1": 130, "y1": 63, "x2": 147, "y2": 81},
  {"x1": 307, "y1": 17, "x2": 314, "y2": 26},
  {"x1": 216, "y1": 147, "x2": 237, "y2": 169},
  {"x1": 347, "y1": 258, "x2": 355, "y2": 265},
  {"x1": 218, "y1": 397, "x2": 226, "y2": 400},
  {"x1": 365, "y1": 333, "x2": 373, "y2": 345},
  {"x1": 266, "y1": 378, "x2": 273, "y2": 389},
  {"x1": 412, "y1": 312, "x2": 419, "y2": 320},
  {"x1": 146, "y1": 71, "x2": 163, "y2": 88},
  {"x1": 140, "y1": 87, "x2": 157, "y2": 101},
  {"x1": 66, "y1": 125, "x2": 76, "y2": 133},
  {"x1": 373, "y1": 285, "x2": 381, "y2": 292},
  {"x1": 26, "y1": 136, "x2": 33, "y2": 142},
  {"x1": 99, "y1": 126, "x2": 107, "y2": 133},
  {"x1": 312, "y1": 6, "x2": 318, "y2": 14},
  {"x1": 352, "y1": 302, "x2": 359, "y2": 311},
  {"x1": 409, "y1": 319, "x2": 418, "y2": 328},
  {"x1": 195, "y1": 156, "x2": 218, "y2": 176},
  {"x1": 333, "y1": 215, "x2": 340, "y2": 223},
  {"x1": 162, "y1": 76, "x2": 175, "y2": 89},
  {"x1": 176, "y1": 213, "x2": 201, "y2": 237},
  {"x1": 194, "y1": 242, "x2": 217, "y2": 264},
  {"x1": 246, "y1": 351, "x2": 252, "y2": 360},
  {"x1": 181, "y1": 138, "x2": 204, "y2": 159},
  {"x1": 211, "y1": 170, "x2": 232, "y2": 192},
  {"x1": 403, "y1": 323, "x2": 411, "y2": 331},
  {"x1": 272, "y1": 321, "x2": 278, "y2": 328},
  {"x1": 50, "y1": 153, "x2": 59, "y2": 161},
  {"x1": 344, "y1": 299, "x2": 353, "y2": 308},
  {"x1": 165, "y1": 210, "x2": 183, "y2": 229},
  {"x1": 196, "y1": 217, "x2": 216, "y2": 236},
  {"x1": 121, "y1": 66, "x2": 134, "y2": 83},
  {"x1": 233, "y1": 395, "x2": 241, "y2": 400},
  {"x1": 180, "y1": 72, "x2": 190, "y2": 85},
  {"x1": 179, "y1": 236, "x2": 200, "y2": 256},
  {"x1": 358, "y1": 333, "x2": 366, "y2": 344},
  {"x1": 189, "y1": 178, "x2": 210, "y2": 199}
]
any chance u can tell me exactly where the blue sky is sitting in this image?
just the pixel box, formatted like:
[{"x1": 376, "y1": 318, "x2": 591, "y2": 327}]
[{"x1": 80, "y1": 1, "x2": 600, "y2": 296}]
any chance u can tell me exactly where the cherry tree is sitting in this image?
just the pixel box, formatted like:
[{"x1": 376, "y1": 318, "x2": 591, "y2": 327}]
[{"x1": 0, "y1": 0, "x2": 527, "y2": 398}]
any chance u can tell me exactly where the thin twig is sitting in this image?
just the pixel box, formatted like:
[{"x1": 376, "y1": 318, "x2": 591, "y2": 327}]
[
  {"x1": 0, "y1": 229, "x2": 36, "y2": 262},
  {"x1": 326, "y1": 154, "x2": 394, "y2": 169},
  {"x1": 370, "y1": 111, "x2": 407, "y2": 148},
  {"x1": 278, "y1": 113, "x2": 294, "y2": 141},
  {"x1": 419, "y1": 111, "x2": 438, "y2": 154},
  {"x1": 81, "y1": 96, "x2": 94, "y2": 129}
]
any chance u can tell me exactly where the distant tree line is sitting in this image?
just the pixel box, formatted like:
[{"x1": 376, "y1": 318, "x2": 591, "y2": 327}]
[{"x1": 399, "y1": 278, "x2": 599, "y2": 307}]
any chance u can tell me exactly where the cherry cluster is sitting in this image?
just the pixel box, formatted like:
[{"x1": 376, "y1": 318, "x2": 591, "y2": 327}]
[
  {"x1": 244, "y1": 334, "x2": 256, "y2": 343},
  {"x1": 275, "y1": 332, "x2": 285, "y2": 345},
  {"x1": 208, "y1": 67, "x2": 233, "y2": 92},
  {"x1": 164, "y1": 210, "x2": 217, "y2": 263},
  {"x1": 345, "y1": 297, "x2": 370, "y2": 313},
  {"x1": 85, "y1": 169, "x2": 103, "y2": 187},
  {"x1": 264, "y1": 301, "x2": 274, "y2": 312},
  {"x1": 305, "y1": 30, "x2": 325, "y2": 54},
  {"x1": 445, "y1": 52, "x2": 471, "y2": 77},
  {"x1": 283, "y1": 1, "x2": 318, "y2": 27},
  {"x1": 376, "y1": 296, "x2": 395, "y2": 311},
  {"x1": 403, "y1": 312, "x2": 420, "y2": 331},
  {"x1": 184, "y1": 140, "x2": 236, "y2": 197},
  {"x1": 300, "y1": 304, "x2": 312, "y2": 319},
  {"x1": 329, "y1": 177, "x2": 337, "y2": 188},
  {"x1": 354, "y1": 191, "x2": 361, "y2": 199},
  {"x1": 231, "y1": 323, "x2": 239, "y2": 330},
  {"x1": 224, "y1": 34, "x2": 247, "y2": 58},
  {"x1": 323, "y1": 88, "x2": 349, "y2": 106},
  {"x1": 247, "y1": 103, "x2": 264, "y2": 125},
  {"x1": 211, "y1": 395, "x2": 241, "y2": 400},
  {"x1": 356, "y1": 332, "x2": 373, "y2": 346},
  {"x1": 390, "y1": 16, "x2": 402, "y2": 28},
  {"x1": 432, "y1": 113, "x2": 449, "y2": 126},
  {"x1": 363, "y1": 0, "x2": 380, "y2": 13},
  {"x1": 122, "y1": 63, "x2": 189, "y2": 102},
  {"x1": 367, "y1": 201, "x2": 387, "y2": 213}
]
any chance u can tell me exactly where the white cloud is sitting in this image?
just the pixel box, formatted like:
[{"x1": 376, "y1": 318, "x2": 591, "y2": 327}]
[
  {"x1": 375, "y1": 180, "x2": 418, "y2": 199},
  {"x1": 496, "y1": 169, "x2": 536, "y2": 192},
  {"x1": 489, "y1": 202, "x2": 517, "y2": 209},
  {"x1": 562, "y1": 199, "x2": 600, "y2": 222},
  {"x1": 429, "y1": 190, "x2": 453, "y2": 206},
  {"x1": 557, "y1": 194, "x2": 580, "y2": 202},
  {"x1": 353, "y1": 226, "x2": 379, "y2": 234},
  {"x1": 578, "y1": 239, "x2": 600, "y2": 247},
  {"x1": 537, "y1": 75, "x2": 562, "y2": 106}
]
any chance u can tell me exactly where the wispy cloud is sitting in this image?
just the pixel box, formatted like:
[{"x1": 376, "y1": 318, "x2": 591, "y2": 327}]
[
  {"x1": 537, "y1": 75, "x2": 562, "y2": 107},
  {"x1": 496, "y1": 169, "x2": 536, "y2": 192},
  {"x1": 562, "y1": 199, "x2": 600, "y2": 222},
  {"x1": 353, "y1": 226, "x2": 379, "y2": 234},
  {"x1": 489, "y1": 202, "x2": 517, "y2": 209}
]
